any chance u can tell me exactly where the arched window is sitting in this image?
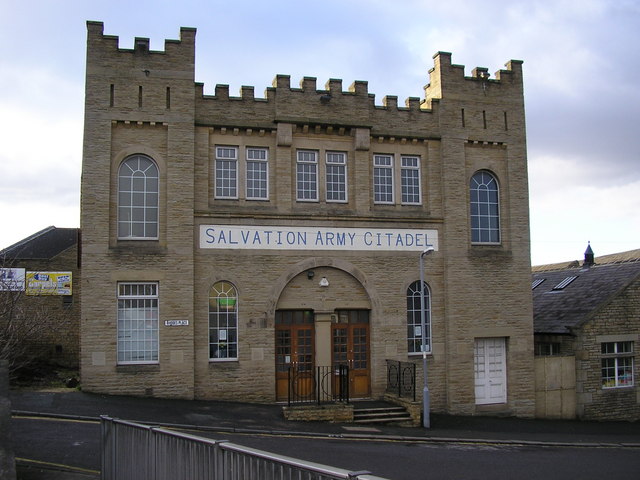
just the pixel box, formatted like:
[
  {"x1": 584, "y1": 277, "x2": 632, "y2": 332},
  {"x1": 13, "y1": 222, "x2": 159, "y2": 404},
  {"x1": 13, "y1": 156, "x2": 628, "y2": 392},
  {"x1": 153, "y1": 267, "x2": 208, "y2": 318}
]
[
  {"x1": 118, "y1": 155, "x2": 159, "y2": 239},
  {"x1": 209, "y1": 281, "x2": 238, "y2": 360},
  {"x1": 470, "y1": 170, "x2": 500, "y2": 243},
  {"x1": 407, "y1": 280, "x2": 431, "y2": 354}
]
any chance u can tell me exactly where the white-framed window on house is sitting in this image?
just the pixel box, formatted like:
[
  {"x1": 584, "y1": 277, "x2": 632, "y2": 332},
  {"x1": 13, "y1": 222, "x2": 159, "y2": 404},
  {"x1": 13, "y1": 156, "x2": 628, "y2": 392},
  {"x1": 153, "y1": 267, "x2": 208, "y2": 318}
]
[
  {"x1": 246, "y1": 147, "x2": 269, "y2": 200},
  {"x1": 209, "y1": 281, "x2": 238, "y2": 361},
  {"x1": 470, "y1": 170, "x2": 500, "y2": 243},
  {"x1": 407, "y1": 280, "x2": 431, "y2": 354},
  {"x1": 117, "y1": 154, "x2": 159, "y2": 240},
  {"x1": 401, "y1": 155, "x2": 421, "y2": 204},
  {"x1": 602, "y1": 341, "x2": 634, "y2": 388},
  {"x1": 296, "y1": 150, "x2": 318, "y2": 201},
  {"x1": 326, "y1": 152, "x2": 347, "y2": 202},
  {"x1": 374, "y1": 154, "x2": 394, "y2": 204},
  {"x1": 215, "y1": 146, "x2": 238, "y2": 199},
  {"x1": 117, "y1": 282, "x2": 159, "y2": 364}
]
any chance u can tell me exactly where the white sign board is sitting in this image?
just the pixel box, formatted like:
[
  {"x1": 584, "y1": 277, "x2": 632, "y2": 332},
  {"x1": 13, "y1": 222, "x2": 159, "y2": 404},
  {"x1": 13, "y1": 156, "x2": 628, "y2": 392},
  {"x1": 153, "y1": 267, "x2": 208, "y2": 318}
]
[
  {"x1": 165, "y1": 320, "x2": 189, "y2": 327},
  {"x1": 200, "y1": 225, "x2": 438, "y2": 252},
  {"x1": 0, "y1": 268, "x2": 25, "y2": 291}
]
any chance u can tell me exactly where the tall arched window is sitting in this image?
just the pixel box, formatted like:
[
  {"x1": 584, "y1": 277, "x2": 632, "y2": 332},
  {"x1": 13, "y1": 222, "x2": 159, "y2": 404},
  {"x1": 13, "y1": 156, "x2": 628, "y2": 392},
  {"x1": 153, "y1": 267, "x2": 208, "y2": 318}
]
[
  {"x1": 470, "y1": 170, "x2": 500, "y2": 243},
  {"x1": 118, "y1": 154, "x2": 159, "y2": 239},
  {"x1": 407, "y1": 280, "x2": 431, "y2": 354},
  {"x1": 209, "y1": 281, "x2": 238, "y2": 360}
]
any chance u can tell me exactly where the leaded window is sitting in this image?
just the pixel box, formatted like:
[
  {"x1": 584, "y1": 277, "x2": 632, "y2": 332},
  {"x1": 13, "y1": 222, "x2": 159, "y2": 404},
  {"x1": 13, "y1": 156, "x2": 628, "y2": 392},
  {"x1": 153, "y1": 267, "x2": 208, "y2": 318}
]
[
  {"x1": 470, "y1": 170, "x2": 500, "y2": 243},
  {"x1": 209, "y1": 281, "x2": 238, "y2": 360},
  {"x1": 407, "y1": 280, "x2": 431, "y2": 354},
  {"x1": 117, "y1": 155, "x2": 159, "y2": 239}
]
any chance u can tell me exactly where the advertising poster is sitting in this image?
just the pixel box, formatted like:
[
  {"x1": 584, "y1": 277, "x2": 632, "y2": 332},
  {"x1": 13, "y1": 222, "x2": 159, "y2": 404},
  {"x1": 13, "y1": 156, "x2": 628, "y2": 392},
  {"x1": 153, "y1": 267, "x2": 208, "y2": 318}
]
[
  {"x1": 0, "y1": 268, "x2": 26, "y2": 291},
  {"x1": 25, "y1": 272, "x2": 73, "y2": 296}
]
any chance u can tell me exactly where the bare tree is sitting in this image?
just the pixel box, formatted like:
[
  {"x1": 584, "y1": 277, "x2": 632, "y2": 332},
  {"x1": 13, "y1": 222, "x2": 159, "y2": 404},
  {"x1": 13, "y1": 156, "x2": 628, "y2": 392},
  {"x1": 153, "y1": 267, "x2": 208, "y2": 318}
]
[{"x1": 0, "y1": 267, "x2": 54, "y2": 379}]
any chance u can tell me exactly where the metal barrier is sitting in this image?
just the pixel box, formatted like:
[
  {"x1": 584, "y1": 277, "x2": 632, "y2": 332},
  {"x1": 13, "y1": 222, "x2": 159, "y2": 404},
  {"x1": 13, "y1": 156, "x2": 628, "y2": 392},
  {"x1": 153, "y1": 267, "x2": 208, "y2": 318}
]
[
  {"x1": 288, "y1": 365, "x2": 350, "y2": 406},
  {"x1": 101, "y1": 416, "x2": 388, "y2": 480},
  {"x1": 385, "y1": 359, "x2": 416, "y2": 401}
]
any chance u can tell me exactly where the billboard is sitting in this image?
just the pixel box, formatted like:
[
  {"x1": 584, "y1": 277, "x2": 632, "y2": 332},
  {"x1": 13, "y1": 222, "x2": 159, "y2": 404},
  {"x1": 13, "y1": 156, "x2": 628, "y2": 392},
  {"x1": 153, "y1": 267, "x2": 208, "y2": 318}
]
[
  {"x1": 0, "y1": 268, "x2": 26, "y2": 291},
  {"x1": 25, "y1": 272, "x2": 73, "y2": 296}
]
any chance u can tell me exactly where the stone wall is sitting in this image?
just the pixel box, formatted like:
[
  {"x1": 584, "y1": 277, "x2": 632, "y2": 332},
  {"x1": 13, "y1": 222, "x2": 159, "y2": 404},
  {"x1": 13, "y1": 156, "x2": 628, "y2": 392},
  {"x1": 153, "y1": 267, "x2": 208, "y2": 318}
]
[{"x1": 0, "y1": 360, "x2": 16, "y2": 480}]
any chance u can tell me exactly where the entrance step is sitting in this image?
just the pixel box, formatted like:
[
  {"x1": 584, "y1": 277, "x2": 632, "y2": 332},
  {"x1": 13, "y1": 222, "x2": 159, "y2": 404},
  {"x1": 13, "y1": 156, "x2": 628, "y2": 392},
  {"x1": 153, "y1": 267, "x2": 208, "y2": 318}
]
[{"x1": 353, "y1": 405, "x2": 413, "y2": 424}]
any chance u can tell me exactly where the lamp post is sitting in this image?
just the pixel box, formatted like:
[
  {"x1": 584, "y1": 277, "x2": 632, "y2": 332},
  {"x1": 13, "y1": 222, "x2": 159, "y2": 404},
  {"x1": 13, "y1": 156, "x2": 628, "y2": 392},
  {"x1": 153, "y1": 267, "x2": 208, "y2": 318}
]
[{"x1": 419, "y1": 246, "x2": 434, "y2": 428}]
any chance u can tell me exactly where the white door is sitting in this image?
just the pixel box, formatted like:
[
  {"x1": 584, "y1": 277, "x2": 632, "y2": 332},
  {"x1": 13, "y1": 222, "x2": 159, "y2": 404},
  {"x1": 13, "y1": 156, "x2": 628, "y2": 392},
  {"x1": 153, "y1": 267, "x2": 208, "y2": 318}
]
[{"x1": 474, "y1": 337, "x2": 507, "y2": 405}]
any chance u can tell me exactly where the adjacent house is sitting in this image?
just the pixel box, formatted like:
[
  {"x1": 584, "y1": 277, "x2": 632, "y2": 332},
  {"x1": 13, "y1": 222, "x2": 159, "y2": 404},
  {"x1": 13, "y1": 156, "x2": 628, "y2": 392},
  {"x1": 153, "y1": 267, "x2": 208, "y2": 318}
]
[{"x1": 533, "y1": 246, "x2": 640, "y2": 420}]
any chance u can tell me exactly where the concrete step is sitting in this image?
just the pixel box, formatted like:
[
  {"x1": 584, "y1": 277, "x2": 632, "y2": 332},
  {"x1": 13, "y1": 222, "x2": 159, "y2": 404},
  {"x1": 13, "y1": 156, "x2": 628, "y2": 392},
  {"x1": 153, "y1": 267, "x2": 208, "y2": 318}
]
[{"x1": 353, "y1": 406, "x2": 412, "y2": 424}]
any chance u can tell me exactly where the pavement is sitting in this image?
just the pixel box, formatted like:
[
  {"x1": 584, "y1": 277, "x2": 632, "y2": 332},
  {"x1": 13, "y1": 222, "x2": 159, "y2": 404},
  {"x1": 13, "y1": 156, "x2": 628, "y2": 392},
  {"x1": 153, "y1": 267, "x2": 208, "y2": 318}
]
[{"x1": 8, "y1": 389, "x2": 640, "y2": 479}]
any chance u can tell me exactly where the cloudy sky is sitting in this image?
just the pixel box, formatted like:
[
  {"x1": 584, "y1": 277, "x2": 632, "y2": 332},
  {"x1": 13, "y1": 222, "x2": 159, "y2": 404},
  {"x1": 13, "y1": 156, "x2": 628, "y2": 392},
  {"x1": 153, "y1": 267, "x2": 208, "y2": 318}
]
[{"x1": 0, "y1": 0, "x2": 638, "y2": 265}]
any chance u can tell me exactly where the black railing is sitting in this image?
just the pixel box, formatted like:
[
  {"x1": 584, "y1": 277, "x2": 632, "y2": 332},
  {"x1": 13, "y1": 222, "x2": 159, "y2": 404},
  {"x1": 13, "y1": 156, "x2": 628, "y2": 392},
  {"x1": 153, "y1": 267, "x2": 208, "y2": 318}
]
[
  {"x1": 288, "y1": 365, "x2": 350, "y2": 406},
  {"x1": 385, "y1": 359, "x2": 416, "y2": 401}
]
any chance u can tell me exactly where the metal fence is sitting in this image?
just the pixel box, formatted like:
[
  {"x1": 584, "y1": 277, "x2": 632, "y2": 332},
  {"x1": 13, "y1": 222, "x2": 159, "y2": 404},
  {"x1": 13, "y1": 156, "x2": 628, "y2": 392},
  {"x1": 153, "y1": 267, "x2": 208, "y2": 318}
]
[
  {"x1": 288, "y1": 365, "x2": 350, "y2": 406},
  {"x1": 101, "y1": 416, "x2": 388, "y2": 480},
  {"x1": 385, "y1": 359, "x2": 416, "y2": 401}
]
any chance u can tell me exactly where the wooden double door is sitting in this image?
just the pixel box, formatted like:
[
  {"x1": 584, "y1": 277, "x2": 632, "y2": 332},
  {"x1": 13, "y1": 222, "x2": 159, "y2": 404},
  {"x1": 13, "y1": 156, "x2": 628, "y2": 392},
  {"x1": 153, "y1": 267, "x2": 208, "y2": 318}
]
[{"x1": 275, "y1": 310, "x2": 370, "y2": 401}]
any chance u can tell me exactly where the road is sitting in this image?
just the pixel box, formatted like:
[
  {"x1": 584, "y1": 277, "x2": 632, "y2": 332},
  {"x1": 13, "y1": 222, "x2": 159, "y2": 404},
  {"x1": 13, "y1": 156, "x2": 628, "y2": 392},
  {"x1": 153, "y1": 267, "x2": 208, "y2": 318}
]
[{"x1": 11, "y1": 416, "x2": 640, "y2": 480}]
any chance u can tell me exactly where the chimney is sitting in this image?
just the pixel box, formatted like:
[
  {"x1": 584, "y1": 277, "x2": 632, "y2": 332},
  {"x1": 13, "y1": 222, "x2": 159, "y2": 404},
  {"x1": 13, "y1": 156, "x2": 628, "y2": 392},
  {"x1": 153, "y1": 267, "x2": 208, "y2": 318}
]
[{"x1": 584, "y1": 242, "x2": 595, "y2": 267}]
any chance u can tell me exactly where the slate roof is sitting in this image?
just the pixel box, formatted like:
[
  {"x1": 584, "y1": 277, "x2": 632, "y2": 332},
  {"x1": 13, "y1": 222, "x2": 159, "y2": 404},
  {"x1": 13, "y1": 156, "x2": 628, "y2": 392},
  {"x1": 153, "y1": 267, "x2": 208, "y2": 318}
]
[
  {"x1": 532, "y1": 254, "x2": 640, "y2": 334},
  {"x1": 0, "y1": 226, "x2": 79, "y2": 261}
]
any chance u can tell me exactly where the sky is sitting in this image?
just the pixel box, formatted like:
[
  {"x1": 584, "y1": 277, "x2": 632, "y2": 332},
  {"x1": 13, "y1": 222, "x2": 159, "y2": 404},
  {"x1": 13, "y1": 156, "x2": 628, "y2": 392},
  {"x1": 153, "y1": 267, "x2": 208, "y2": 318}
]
[{"x1": 0, "y1": 0, "x2": 638, "y2": 266}]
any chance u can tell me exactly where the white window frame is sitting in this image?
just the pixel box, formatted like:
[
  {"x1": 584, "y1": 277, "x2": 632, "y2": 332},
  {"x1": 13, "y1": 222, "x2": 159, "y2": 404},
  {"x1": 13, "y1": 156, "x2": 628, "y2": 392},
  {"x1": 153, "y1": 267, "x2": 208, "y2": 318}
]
[
  {"x1": 209, "y1": 281, "x2": 239, "y2": 362},
  {"x1": 601, "y1": 341, "x2": 634, "y2": 388},
  {"x1": 117, "y1": 282, "x2": 159, "y2": 364},
  {"x1": 117, "y1": 155, "x2": 159, "y2": 240},
  {"x1": 245, "y1": 147, "x2": 269, "y2": 200},
  {"x1": 296, "y1": 150, "x2": 319, "y2": 202},
  {"x1": 401, "y1": 155, "x2": 421, "y2": 205},
  {"x1": 325, "y1": 151, "x2": 347, "y2": 203},
  {"x1": 373, "y1": 154, "x2": 394, "y2": 204},
  {"x1": 470, "y1": 170, "x2": 501, "y2": 244},
  {"x1": 215, "y1": 146, "x2": 238, "y2": 199},
  {"x1": 407, "y1": 280, "x2": 431, "y2": 355}
]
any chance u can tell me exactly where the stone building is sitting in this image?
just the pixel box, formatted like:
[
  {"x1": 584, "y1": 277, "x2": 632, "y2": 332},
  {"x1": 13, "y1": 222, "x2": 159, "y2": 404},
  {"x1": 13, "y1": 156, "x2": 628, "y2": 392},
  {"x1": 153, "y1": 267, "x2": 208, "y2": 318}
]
[
  {"x1": 0, "y1": 226, "x2": 80, "y2": 369},
  {"x1": 533, "y1": 247, "x2": 640, "y2": 420},
  {"x1": 80, "y1": 21, "x2": 534, "y2": 417}
]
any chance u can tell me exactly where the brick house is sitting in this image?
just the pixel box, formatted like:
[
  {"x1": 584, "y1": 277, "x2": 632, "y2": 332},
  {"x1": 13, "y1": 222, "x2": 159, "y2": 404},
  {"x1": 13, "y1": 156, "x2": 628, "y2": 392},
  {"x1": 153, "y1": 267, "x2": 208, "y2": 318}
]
[
  {"x1": 0, "y1": 226, "x2": 81, "y2": 368},
  {"x1": 533, "y1": 246, "x2": 640, "y2": 420},
  {"x1": 80, "y1": 22, "x2": 535, "y2": 417}
]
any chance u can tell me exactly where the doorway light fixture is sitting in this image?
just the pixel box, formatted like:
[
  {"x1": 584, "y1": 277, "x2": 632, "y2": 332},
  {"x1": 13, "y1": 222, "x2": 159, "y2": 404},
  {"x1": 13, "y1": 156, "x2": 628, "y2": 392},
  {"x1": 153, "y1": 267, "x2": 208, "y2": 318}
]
[{"x1": 319, "y1": 276, "x2": 329, "y2": 287}]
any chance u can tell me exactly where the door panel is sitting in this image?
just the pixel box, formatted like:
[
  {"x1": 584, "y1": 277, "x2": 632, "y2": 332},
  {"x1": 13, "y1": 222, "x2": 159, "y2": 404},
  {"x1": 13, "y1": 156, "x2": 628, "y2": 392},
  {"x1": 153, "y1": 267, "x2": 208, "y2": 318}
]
[
  {"x1": 474, "y1": 337, "x2": 507, "y2": 405},
  {"x1": 275, "y1": 310, "x2": 315, "y2": 401},
  {"x1": 332, "y1": 311, "x2": 370, "y2": 398}
]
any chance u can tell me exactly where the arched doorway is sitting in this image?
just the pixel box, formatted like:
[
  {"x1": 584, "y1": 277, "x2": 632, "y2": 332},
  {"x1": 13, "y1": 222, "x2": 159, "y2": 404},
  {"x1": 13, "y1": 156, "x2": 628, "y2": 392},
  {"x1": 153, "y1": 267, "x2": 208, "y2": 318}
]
[{"x1": 274, "y1": 266, "x2": 372, "y2": 402}]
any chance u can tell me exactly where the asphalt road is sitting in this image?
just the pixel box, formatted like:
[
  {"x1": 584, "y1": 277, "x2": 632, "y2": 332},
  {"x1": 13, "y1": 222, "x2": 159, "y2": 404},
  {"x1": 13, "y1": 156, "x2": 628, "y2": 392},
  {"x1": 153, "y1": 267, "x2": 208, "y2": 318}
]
[{"x1": 11, "y1": 416, "x2": 640, "y2": 480}]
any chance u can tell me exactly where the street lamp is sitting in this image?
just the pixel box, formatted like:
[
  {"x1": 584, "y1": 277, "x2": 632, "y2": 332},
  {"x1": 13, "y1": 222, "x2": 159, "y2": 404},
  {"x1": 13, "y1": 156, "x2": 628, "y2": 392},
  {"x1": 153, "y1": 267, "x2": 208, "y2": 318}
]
[{"x1": 419, "y1": 246, "x2": 434, "y2": 428}]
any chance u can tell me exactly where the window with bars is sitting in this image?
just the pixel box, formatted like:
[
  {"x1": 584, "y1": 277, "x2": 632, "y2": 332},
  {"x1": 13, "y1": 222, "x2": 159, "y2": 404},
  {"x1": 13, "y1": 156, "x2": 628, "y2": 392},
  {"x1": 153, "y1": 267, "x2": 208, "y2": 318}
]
[
  {"x1": 209, "y1": 281, "x2": 238, "y2": 361},
  {"x1": 407, "y1": 280, "x2": 431, "y2": 354},
  {"x1": 325, "y1": 152, "x2": 347, "y2": 202},
  {"x1": 601, "y1": 341, "x2": 634, "y2": 388},
  {"x1": 401, "y1": 156, "x2": 421, "y2": 204},
  {"x1": 117, "y1": 155, "x2": 159, "y2": 239},
  {"x1": 215, "y1": 146, "x2": 238, "y2": 199},
  {"x1": 373, "y1": 155, "x2": 394, "y2": 204},
  {"x1": 470, "y1": 170, "x2": 500, "y2": 243},
  {"x1": 246, "y1": 147, "x2": 268, "y2": 200},
  {"x1": 117, "y1": 282, "x2": 159, "y2": 364},
  {"x1": 296, "y1": 150, "x2": 318, "y2": 201}
]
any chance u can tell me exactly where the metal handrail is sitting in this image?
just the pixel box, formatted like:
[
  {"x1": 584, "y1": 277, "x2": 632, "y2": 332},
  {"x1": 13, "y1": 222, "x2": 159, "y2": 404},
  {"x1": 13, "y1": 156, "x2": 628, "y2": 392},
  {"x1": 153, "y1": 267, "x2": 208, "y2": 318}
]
[
  {"x1": 101, "y1": 416, "x2": 388, "y2": 480},
  {"x1": 385, "y1": 359, "x2": 416, "y2": 401}
]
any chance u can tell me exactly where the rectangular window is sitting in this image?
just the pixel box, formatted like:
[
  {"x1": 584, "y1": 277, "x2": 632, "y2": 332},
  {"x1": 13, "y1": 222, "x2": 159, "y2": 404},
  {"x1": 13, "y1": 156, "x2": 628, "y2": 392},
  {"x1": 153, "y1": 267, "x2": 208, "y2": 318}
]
[
  {"x1": 601, "y1": 341, "x2": 634, "y2": 388},
  {"x1": 401, "y1": 156, "x2": 421, "y2": 204},
  {"x1": 326, "y1": 152, "x2": 347, "y2": 202},
  {"x1": 215, "y1": 146, "x2": 238, "y2": 199},
  {"x1": 117, "y1": 283, "x2": 159, "y2": 364},
  {"x1": 534, "y1": 342, "x2": 560, "y2": 356},
  {"x1": 374, "y1": 155, "x2": 394, "y2": 204},
  {"x1": 296, "y1": 150, "x2": 318, "y2": 201},
  {"x1": 246, "y1": 147, "x2": 269, "y2": 200}
]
